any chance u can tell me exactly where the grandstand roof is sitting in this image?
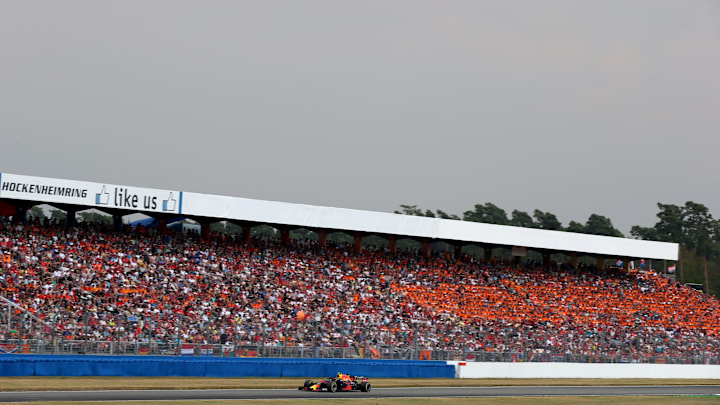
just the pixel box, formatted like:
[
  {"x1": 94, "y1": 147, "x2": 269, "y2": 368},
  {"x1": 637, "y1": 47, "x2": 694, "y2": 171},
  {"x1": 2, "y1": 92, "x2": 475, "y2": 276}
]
[{"x1": 0, "y1": 172, "x2": 678, "y2": 260}]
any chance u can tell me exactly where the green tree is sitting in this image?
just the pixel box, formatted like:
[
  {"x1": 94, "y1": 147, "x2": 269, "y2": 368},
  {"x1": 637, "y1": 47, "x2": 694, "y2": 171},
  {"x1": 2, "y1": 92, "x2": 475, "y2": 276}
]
[
  {"x1": 328, "y1": 231, "x2": 353, "y2": 245},
  {"x1": 395, "y1": 205, "x2": 462, "y2": 220},
  {"x1": 566, "y1": 221, "x2": 586, "y2": 233},
  {"x1": 463, "y1": 203, "x2": 509, "y2": 225},
  {"x1": 510, "y1": 210, "x2": 535, "y2": 228},
  {"x1": 683, "y1": 202, "x2": 714, "y2": 251},
  {"x1": 210, "y1": 221, "x2": 227, "y2": 234},
  {"x1": 394, "y1": 205, "x2": 424, "y2": 216},
  {"x1": 27, "y1": 206, "x2": 46, "y2": 221},
  {"x1": 210, "y1": 220, "x2": 244, "y2": 235},
  {"x1": 77, "y1": 211, "x2": 112, "y2": 224},
  {"x1": 225, "y1": 221, "x2": 243, "y2": 235},
  {"x1": 630, "y1": 225, "x2": 658, "y2": 240},
  {"x1": 584, "y1": 214, "x2": 623, "y2": 237},
  {"x1": 632, "y1": 201, "x2": 719, "y2": 295},
  {"x1": 49, "y1": 209, "x2": 67, "y2": 222},
  {"x1": 654, "y1": 203, "x2": 686, "y2": 243},
  {"x1": 533, "y1": 210, "x2": 562, "y2": 230},
  {"x1": 252, "y1": 225, "x2": 278, "y2": 238},
  {"x1": 436, "y1": 210, "x2": 461, "y2": 220},
  {"x1": 290, "y1": 228, "x2": 318, "y2": 241},
  {"x1": 682, "y1": 202, "x2": 715, "y2": 293}
]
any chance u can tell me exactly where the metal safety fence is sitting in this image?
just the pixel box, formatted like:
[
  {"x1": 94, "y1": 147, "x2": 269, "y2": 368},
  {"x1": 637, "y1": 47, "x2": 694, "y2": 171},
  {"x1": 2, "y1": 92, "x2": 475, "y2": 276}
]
[{"x1": 0, "y1": 339, "x2": 717, "y2": 365}]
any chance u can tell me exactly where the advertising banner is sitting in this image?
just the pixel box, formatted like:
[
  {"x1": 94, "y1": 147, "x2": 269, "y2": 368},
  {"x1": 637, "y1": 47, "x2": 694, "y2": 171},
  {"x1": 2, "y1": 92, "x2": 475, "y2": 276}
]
[
  {"x1": 181, "y1": 344, "x2": 194, "y2": 356},
  {"x1": 0, "y1": 173, "x2": 181, "y2": 215}
]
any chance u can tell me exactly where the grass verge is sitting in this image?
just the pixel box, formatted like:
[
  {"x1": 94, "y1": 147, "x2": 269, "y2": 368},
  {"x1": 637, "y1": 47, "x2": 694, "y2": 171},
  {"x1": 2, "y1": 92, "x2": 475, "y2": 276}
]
[
  {"x1": 12, "y1": 396, "x2": 720, "y2": 405},
  {"x1": 0, "y1": 377, "x2": 718, "y2": 391}
]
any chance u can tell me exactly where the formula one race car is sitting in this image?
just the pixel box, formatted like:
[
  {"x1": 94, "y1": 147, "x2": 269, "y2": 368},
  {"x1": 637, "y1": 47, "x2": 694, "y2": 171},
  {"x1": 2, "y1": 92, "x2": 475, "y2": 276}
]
[{"x1": 298, "y1": 372, "x2": 372, "y2": 392}]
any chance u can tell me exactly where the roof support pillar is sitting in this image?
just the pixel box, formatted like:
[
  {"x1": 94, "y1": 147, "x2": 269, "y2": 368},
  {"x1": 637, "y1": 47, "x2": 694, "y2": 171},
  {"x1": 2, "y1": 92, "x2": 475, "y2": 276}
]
[
  {"x1": 113, "y1": 215, "x2": 123, "y2": 232},
  {"x1": 421, "y1": 239, "x2": 431, "y2": 258},
  {"x1": 280, "y1": 228, "x2": 290, "y2": 246},
  {"x1": 570, "y1": 252, "x2": 578, "y2": 269},
  {"x1": 242, "y1": 225, "x2": 251, "y2": 244},
  {"x1": 13, "y1": 206, "x2": 27, "y2": 225},
  {"x1": 454, "y1": 244, "x2": 463, "y2": 261},
  {"x1": 542, "y1": 251, "x2": 551, "y2": 267},
  {"x1": 158, "y1": 218, "x2": 167, "y2": 235},
  {"x1": 65, "y1": 209, "x2": 76, "y2": 228},
  {"x1": 623, "y1": 257, "x2": 630, "y2": 271},
  {"x1": 0, "y1": 201, "x2": 17, "y2": 218},
  {"x1": 201, "y1": 221, "x2": 210, "y2": 240},
  {"x1": 596, "y1": 255, "x2": 605, "y2": 269},
  {"x1": 353, "y1": 233, "x2": 363, "y2": 254},
  {"x1": 388, "y1": 235, "x2": 397, "y2": 255},
  {"x1": 484, "y1": 247, "x2": 493, "y2": 262},
  {"x1": 317, "y1": 229, "x2": 327, "y2": 248}
]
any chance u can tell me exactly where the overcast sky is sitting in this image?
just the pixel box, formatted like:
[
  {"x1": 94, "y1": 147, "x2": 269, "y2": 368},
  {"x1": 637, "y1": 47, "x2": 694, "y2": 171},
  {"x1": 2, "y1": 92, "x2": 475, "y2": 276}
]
[{"x1": 1, "y1": 1, "x2": 718, "y2": 234}]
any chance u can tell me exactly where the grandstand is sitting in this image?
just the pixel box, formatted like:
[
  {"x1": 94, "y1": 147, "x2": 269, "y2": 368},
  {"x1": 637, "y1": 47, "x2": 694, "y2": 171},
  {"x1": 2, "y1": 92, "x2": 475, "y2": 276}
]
[{"x1": 3, "y1": 172, "x2": 715, "y2": 365}]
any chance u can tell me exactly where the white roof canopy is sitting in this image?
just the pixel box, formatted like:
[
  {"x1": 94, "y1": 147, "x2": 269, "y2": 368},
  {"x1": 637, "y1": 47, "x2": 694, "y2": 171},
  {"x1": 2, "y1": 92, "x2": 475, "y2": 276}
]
[
  {"x1": 0, "y1": 172, "x2": 678, "y2": 260},
  {"x1": 182, "y1": 192, "x2": 678, "y2": 260}
]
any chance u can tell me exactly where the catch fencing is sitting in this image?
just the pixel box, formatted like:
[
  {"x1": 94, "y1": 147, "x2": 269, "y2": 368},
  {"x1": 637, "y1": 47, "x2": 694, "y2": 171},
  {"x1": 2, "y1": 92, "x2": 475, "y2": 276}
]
[{"x1": 0, "y1": 339, "x2": 717, "y2": 365}]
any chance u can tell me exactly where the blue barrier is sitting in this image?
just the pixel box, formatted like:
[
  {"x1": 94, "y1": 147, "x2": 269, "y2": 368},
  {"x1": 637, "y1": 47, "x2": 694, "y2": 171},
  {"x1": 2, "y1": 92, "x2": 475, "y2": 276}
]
[{"x1": 0, "y1": 356, "x2": 455, "y2": 378}]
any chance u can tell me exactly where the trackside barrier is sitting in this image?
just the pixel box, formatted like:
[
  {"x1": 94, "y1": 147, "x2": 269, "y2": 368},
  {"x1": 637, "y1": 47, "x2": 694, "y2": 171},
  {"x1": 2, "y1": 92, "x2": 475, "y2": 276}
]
[
  {"x1": 3, "y1": 339, "x2": 718, "y2": 364},
  {"x1": 0, "y1": 356, "x2": 455, "y2": 378},
  {"x1": 448, "y1": 361, "x2": 720, "y2": 379}
]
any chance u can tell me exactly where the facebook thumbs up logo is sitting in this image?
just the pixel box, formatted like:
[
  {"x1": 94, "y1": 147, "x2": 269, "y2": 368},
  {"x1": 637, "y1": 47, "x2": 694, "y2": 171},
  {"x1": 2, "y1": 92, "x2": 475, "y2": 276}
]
[
  {"x1": 163, "y1": 192, "x2": 177, "y2": 212},
  {"x1": 96, "y1": 186, "x2": 110, "y2": 205}
]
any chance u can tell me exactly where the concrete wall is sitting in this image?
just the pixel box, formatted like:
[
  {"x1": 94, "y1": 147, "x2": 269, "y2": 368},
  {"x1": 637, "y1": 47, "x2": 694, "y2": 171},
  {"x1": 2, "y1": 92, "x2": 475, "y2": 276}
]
[{"x1": 448, "y1": 361, "x2": 720, "y2": 379}]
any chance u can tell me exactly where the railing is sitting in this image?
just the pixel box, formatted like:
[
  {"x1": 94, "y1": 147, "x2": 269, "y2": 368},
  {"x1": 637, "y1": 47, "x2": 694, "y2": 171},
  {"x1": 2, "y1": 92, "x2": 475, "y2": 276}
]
[{"x1": 0, "y1": 339, "x2": 717, "y2": 365}]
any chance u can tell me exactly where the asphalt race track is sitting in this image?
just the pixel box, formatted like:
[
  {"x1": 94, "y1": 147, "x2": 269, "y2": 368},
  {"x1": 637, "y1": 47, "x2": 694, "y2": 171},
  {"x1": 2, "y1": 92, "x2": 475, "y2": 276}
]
[{"x1": 1, "y1": 385, "x2": 719, "y2": 402}]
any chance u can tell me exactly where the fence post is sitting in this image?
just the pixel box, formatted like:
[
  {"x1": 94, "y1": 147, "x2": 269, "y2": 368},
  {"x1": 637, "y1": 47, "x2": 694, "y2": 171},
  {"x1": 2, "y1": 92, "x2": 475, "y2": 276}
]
[
  {"x1": 175, "y1": 315, "x2": 182, "y2": 355},
  {"x1": 340, "y1": 330, "x2": 344, "y2": 359}
]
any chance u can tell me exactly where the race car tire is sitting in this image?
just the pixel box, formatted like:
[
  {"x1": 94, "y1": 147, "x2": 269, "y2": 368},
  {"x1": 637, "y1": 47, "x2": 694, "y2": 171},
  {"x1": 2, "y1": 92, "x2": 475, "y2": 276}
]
[
  {"x1": 304, "y1": 380, "x2": 313, "y2": 388},
  {"x1": 328, "y1": 381, "x2": 338, "y2": 393},
  {"x1": 359, "y1": 382, "x2": 371, "y2": 392}
]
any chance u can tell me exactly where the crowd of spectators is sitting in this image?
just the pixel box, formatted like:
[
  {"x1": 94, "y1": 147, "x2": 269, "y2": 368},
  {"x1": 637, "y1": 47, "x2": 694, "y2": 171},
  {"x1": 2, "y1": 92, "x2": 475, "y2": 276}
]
[{"x1": 1, "y1": 216, "x2": 719, "y2": 362}]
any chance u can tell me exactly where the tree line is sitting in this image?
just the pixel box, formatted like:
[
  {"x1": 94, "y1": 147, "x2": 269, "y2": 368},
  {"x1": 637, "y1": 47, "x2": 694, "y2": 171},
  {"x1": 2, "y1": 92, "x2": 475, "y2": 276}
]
[
  {"x1": 395, "y1": 201, "x2": 720, "y2": 297},
  {"x1": 395, "y1": 203, "x2": 623, "y2": 237}
]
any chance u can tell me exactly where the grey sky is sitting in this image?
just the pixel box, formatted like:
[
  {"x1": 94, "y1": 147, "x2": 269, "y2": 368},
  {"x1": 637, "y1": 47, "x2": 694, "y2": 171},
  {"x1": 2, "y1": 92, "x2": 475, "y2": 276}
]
[{"x1": 1, "y1": 1, "x2": 718, "y2": 234}]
